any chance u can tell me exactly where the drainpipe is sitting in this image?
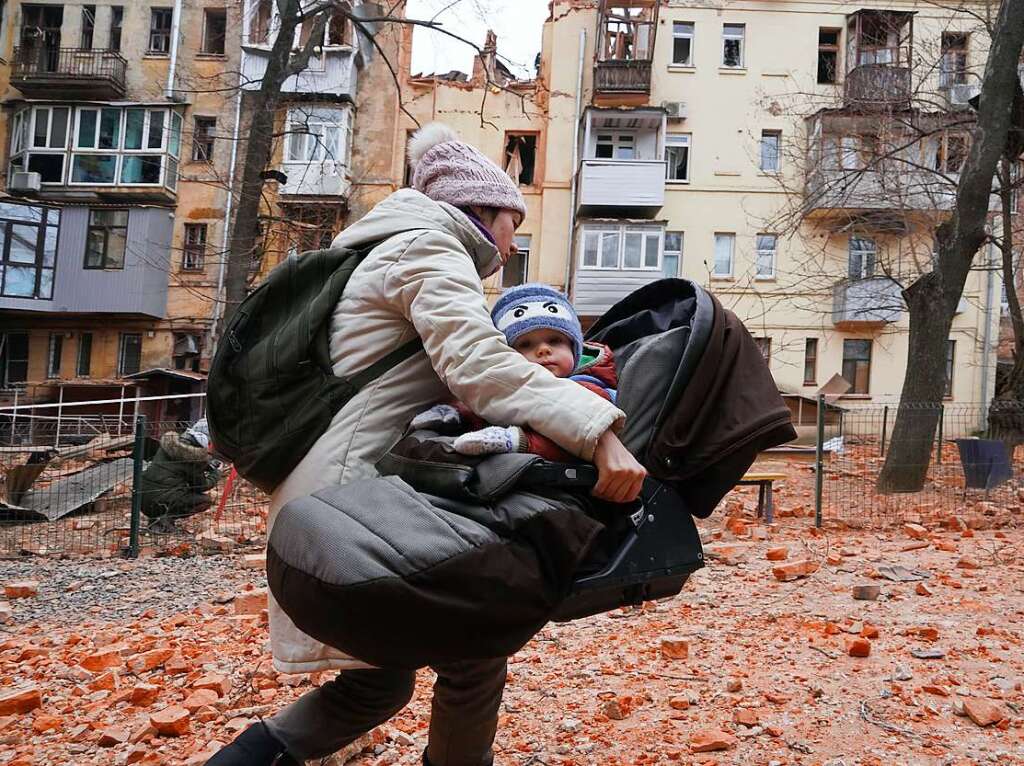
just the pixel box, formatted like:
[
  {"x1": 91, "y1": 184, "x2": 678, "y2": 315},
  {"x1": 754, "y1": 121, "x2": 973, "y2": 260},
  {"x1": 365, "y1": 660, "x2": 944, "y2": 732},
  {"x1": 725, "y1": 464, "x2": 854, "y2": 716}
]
[
  {"x1": 979, "y1": 236, "x2": 997, "y2": 428},
  {"x1": 564, "y1": 29, "x2": 586, "y2": 299},
  {"x1": 164, "y1": 0, "x2": 184, "y2": 99},
  {"x1": 209, "y1": 81, "x2": 244, "y2": 352}
]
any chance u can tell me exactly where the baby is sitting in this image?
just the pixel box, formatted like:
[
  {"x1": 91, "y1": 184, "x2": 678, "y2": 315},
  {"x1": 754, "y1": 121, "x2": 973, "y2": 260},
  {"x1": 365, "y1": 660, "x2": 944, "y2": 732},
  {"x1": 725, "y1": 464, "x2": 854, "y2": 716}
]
[{"x1": 410, "y1": 284, "x2": 617, "y2": 461}]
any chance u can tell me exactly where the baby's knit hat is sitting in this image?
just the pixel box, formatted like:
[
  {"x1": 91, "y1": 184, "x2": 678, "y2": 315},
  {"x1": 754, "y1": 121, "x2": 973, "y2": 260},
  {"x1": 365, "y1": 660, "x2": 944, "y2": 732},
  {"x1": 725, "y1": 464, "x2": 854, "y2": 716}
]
[
  {"x1": 408, "y1": 123, "x2": 527, "y2": 220},
  {"x1": 492, "y1": 284, "x2": 584, "y2": 368}
]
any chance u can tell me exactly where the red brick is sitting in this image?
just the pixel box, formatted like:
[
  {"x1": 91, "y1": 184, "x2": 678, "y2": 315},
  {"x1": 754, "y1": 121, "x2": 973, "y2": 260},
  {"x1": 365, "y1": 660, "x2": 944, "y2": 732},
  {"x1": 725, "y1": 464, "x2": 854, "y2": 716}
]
[
  {"x1": 772, "y1": 559, "x2": 819, "y2": 582},
  {"x1": 233, "y1": 588, "x2": 268, "y2": 616},
  {"x1": 3, "y1": 581, "x2": 38, "y2": 599},
  {"x1": 81, "y1": 648, "x2": 124, "y2": 673},
  {"x1": 915, "y1": 582, "x2": 933, "y2": 596},
  {"x1": 99, "y1": 726, "x2": 130, "y2": 747},
  {"x1": 192, "y1": 674, "x2": 231, "y2": 697},
  {"x1": 0, "y1": 686, "x2": 42, "y2": 715},
  {"x1": 128, "y1": 648, "x2": 175, "y2": 674},
  {"x1": 903, "y1": 523, "x2": 928, "y2": 540},
  {"x1": 964, "y1": 698, "x2": 1006, "y2": 727},
  {"x1": 150, "y1": 706, "x2": 191, "y2": 736},
  {"x1": 659, "y1": 635, "x2": 689, "y2": 660},
  {"x1": 131, "y1": 684, "x2": 161, "y2": 707},
  {"x1": 690, "y1": 729, "x2": 736, "y2": 753},
  {"x1": 734, "y1": 709, "x2": 759, "y2": 727},
  {"x1": 182, "y1": 688, "x2": 219, "y2": 713},
  {"x1": 765, "y1": 547, "x2": 788, "y2": 561},
  {"x1": 847, "y1": 638, "x2": 871, "y2": 657}
]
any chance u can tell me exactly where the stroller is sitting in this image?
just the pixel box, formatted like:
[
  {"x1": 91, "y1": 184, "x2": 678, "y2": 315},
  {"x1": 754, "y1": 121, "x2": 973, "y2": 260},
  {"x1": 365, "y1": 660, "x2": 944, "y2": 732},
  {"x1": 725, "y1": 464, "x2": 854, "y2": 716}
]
[{"x1": 267, "y1": 279, "x2": 795, "y2": 670}]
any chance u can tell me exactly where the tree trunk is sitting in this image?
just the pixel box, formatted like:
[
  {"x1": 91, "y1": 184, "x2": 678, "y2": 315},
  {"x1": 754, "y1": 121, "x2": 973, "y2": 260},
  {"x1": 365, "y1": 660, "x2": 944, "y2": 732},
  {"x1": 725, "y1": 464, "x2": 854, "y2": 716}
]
[
  {"x1": 877, "y1": 0, "x2": 1024, "y2": 493},
  {"x1": 995, "y1": 157, "x2": 1024, "y2": 394}
]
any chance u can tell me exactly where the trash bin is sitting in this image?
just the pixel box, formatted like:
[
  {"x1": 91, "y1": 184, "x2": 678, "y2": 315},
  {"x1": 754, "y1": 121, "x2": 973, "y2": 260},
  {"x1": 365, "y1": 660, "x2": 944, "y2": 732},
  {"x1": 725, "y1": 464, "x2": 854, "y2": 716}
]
[{"x1": 953, "y1": 438, "x2": 1012, "y2": 490}]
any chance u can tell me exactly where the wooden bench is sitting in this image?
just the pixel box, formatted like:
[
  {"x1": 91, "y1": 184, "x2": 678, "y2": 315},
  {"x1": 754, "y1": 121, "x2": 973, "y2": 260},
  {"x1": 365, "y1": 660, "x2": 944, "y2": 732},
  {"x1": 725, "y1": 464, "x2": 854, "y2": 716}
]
[{"x1": 736, "y1": 471, "x2": 787, "y2": 524}]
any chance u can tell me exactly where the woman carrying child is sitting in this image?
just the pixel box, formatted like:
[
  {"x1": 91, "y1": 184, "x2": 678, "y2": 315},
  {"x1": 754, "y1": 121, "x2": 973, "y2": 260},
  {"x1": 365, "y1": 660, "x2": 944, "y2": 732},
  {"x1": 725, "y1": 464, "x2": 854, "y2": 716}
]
[{"x1": 208, "y1": 124, "x2": 646, "y2": 766}]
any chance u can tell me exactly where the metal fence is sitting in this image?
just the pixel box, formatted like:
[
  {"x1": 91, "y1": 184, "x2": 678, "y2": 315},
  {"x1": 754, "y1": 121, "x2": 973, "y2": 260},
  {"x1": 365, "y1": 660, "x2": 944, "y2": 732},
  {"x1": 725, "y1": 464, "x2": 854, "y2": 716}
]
[
  {"x1": 816, "y1": 400, "x2": 1024, "y2": 528},
  {"x1": 0, "y1": 416, "x2": 266, "y2": 558}
]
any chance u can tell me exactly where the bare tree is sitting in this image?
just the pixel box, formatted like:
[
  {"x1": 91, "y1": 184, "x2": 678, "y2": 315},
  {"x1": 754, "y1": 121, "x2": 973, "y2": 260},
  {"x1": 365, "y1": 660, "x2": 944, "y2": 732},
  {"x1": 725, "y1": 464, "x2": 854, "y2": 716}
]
[{"x1": 878, "y1": 0, "x2": 1024, "y2": 491}]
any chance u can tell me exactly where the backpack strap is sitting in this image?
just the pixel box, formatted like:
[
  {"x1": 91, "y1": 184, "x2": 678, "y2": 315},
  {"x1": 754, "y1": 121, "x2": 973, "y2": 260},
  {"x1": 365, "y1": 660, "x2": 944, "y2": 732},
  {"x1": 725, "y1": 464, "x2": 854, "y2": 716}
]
[{"x1": 347, "y1": 336, "x2": 424, "y2": 391}]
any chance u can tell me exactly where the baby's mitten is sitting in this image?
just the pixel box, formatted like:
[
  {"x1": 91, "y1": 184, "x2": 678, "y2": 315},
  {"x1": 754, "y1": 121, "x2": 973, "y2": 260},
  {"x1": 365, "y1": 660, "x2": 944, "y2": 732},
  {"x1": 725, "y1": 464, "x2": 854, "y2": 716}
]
[
  {"x1": 453, "y1": 426, "x2": 526, "y2": 456},
  {"x1": 410, "y1": 403, "x2": 462, "y2": 431}
]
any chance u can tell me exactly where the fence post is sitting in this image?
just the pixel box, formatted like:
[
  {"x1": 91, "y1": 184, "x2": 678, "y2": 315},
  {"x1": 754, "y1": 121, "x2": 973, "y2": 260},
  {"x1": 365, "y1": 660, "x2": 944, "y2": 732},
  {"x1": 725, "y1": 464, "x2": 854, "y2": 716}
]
[
  {"x1": 815, "y1": 393, "x2": 825, "y2": 528},
  {"x1": 880, "y1": 405, "x2": 889, "y2": 457},
  {"x1": 127, "y1": 415, "x2": 146, "y2": 559},
  {"x1": 936, "y1": 404, "x2": 945, "y2": 465}
]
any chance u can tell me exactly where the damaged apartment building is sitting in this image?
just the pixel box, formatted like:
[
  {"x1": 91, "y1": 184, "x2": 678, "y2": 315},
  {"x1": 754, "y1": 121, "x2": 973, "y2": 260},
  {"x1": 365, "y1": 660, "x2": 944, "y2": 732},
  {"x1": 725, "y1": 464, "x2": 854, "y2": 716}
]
[
  {"x1": 391, "y1": 1, "x2": 1009, "y2": 406},
  {"x1": 0, "y1": 0, "x2": 401, "y2": 425}
]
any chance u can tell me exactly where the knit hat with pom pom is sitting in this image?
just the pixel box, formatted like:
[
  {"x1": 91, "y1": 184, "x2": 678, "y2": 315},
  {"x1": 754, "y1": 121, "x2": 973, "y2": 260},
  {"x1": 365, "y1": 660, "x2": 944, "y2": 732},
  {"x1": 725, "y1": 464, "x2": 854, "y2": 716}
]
[{"x1": 408, "y1": 123, "x2": 527, "y2": 220}]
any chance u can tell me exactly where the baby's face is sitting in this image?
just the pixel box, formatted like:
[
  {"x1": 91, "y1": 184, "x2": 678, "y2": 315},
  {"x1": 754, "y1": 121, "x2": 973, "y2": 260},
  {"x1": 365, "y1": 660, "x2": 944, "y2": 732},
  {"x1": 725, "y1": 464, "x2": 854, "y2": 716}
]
[{"x1": 511, "y1": 328, "x2": 575, "y2": 377}]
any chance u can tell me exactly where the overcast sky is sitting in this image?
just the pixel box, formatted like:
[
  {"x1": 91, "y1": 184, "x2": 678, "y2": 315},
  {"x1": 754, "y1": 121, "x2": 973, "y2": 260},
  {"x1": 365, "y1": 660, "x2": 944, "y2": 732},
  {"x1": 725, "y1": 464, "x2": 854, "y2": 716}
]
[{"x1": 404, "y1": 0, "x2": 551, "y2": 78}]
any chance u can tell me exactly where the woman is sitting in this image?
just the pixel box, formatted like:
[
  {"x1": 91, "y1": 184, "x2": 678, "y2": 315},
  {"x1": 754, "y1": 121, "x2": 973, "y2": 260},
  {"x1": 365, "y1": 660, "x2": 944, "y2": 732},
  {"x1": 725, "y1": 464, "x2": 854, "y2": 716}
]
[{"x1": 208, "y1": 124, "x2": 646, "y2": 766}]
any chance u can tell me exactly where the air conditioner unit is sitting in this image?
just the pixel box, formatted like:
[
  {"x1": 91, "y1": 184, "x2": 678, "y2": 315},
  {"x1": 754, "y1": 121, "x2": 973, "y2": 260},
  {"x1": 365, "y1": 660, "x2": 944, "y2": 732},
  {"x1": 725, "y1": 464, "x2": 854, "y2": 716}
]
[
  {"x1": 662, "y1": 101, "x2": 688, "y2": 120},
  {"x1": 948, "y1": 84, "x2": 980, "y2": 107},
  {"x1": 9, "y1": 171, "x2": 41, "y2": 192}
]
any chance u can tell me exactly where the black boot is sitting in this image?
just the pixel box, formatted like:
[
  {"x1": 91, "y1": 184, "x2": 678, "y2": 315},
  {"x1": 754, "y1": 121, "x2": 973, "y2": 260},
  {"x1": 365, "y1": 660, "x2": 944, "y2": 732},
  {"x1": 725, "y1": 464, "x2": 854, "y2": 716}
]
[{"x1": 204, "y1": 721, "x2": 299, "y2": 766}]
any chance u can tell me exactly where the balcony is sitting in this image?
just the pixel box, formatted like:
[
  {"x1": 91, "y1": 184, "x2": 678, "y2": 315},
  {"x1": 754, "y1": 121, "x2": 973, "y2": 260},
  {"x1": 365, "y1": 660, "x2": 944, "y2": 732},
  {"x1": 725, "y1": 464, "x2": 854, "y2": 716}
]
[
  {"x1": 842, "y1": 10, "x2": 914, "y2": 110},
  {"x1": 832, "y1": 277, "x2": 903, "y2": 328},
  {"x1": 844, "y1": 64, "x2": 911, "y2": 110},
  {"x1": 241, "y1": 46, "x2": 358, "y2": 98},
  {"x1": 594, "y1": 60, "x2": 652, "y2": 95},
  {"x1": 11, "y1": 47, "x2": 127, "y2": 100},
  {"x1": 578, "y1": 160, "x2": 665, "y2": 216},
  {"x1": 0, "y1": 203, "x2": 171, "y2": 319}
]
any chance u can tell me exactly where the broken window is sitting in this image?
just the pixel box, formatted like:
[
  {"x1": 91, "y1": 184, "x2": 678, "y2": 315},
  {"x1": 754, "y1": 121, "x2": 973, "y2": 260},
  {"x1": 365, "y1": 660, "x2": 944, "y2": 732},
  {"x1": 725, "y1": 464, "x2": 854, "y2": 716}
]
[
  {"x1": 250, "y1": 0, "x2": 271, "y2": 43},
  {"x1": 0, "y1": 332, "x2": 30, "y2": 389},
  {"x1": 841, "y1": 339, "x2": 871, "y2": 394},
  {"x1": 173, "y1": 333, "x2": 202, "y2": 372},
  {"x1": 722, "y1": 23, "x2": 744, "y2": 68},
  {"x1": 817, "y1": 28, "x2": 840, "y2": 84},
  {"x1": 182, "y1": 223, "x2": 207, "y2": 271},
  {"x1": 672, "y1": 22, "x2": 694, "y2": 66},
  {"x1": 109, "y1": 6, "x2": 123, "y2": 51},
  {"x1": 192, "y1": 116, "x2": 216, "y2": 162},
  {"x1": 84, "y1": 209, "x2": 128, "y2": 269},
  {"x1": 118, "y1": 333, "x2": 142, "y2": 377},
  {"x1": 202, "y1": 8, "x2": 227, "y2": 54},
  {"x1": 595, "y1": 133, "x2": 635, "y2": 160},
  {"x1": 328, "y1": 6, "x2": 348, "y2": 45},
  {"x1": 599, "y1": 4, "x2": 656, "y2": 62},
  {"x1": 940, "y1": 32, "x2": 968, "y2": 88},
  {"x1": 47, "y1": 332, "x2": 62, "y2": 378},
  {"x1": 930, "y1": 132, "x2": 969, "y2": 174},
  {"x1": 149, "y1": 8, "x2": 173, "y2": 54},
  {"x1": 77, "y1": 333, "x2": 92, "y2": 377},
  {"x1": 80, "y1": 5, "x2": 95, "y2": 49},
  {"x1": 504, "y1": 134, "x2": 537, "y2": 186}
]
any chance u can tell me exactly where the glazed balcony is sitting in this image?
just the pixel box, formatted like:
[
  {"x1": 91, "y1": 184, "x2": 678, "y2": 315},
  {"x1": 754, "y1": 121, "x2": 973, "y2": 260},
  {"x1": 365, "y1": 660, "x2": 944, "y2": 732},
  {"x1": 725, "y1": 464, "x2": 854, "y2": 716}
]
[
  {"x1": 832, "y1": 277, "x2": 903, "y2": 328},
  {"x1": 578, "y1": 159, "x2": 665, "y2": 215},
  {"x1": 11, "y1": 47, "x2": 127, "y2": 100}
]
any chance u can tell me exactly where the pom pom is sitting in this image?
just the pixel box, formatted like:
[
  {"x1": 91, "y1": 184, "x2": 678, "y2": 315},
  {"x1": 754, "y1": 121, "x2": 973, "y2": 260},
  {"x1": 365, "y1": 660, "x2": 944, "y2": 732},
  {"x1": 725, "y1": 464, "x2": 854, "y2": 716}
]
[{"x1": 407, "y1": 122, "x2": 460, "y2": 168}]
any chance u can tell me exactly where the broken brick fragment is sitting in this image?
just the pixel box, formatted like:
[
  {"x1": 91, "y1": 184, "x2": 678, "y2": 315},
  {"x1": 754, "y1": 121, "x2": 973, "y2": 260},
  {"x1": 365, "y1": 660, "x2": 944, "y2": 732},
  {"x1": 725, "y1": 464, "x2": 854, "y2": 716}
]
[
  {"x1": 150, "y1": 706, "x2": 191, "y2": 736},
  {"x1": 915, "y1": 582, "x2": 933, "y2": 597},
  {"x1": 765, "y1": 547, "x2": 788, "y2": 561},
  {"x1": 233, "y1": 588, "x2": 268, "y2": 616},
  {"x1": 0, "y1": 686, "x2": 42, "y2": 715},
  {"x1": 81, "y1": 647, "x2": 124, "y2": 673},
  {"x1": 659, "y1": 635, "x2": 689, "y2": 660},
  {"x1": 3, "y1": 581, "x2": 38, "y2": 599},
  {"x1": 182, "y1": 688, "x2": 219, "y2": 713},
  {"x1": 772, "y1": 559, "x2": 819, "y2": 582},
  {"x1": 690, "y1": 729, "x2": 736, "y2": 753},
  {"x1": 192, "y1": 674, "x2": 231, "y2": 697},
  {"x1": 963, "y1": 698, "x2": 1006, "y2": 727},
  {"x1": 128, "y1": 648, "x2": 174, "y2": 674},
  {"x1": 903, "y1": 523, "x2": 928, "y2": 540},
  {"x1": 847, "y1": 638, "x2": 871, "y2": 657},
  {"x1": 852, "y1": 585, "x2": 880, "y2": 601},
  {"x1": 99, "y1": 726, "x2": 130, "y2": 747},
  {"x1": 734, "y1": 708, "x2": 759, "y2": 727}
]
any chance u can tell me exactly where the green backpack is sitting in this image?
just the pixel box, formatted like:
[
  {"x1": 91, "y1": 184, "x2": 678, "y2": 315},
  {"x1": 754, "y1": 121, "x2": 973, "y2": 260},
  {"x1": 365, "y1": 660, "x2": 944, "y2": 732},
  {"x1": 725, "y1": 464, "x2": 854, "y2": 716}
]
[{"x1": 207, "y1": 241, "x2": 422, "y2": 493}]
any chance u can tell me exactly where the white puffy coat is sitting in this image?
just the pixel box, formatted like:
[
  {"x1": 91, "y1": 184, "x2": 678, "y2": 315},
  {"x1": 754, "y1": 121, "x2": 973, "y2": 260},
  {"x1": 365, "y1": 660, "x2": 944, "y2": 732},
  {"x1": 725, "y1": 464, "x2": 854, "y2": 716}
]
[{"x1": 267, "y1": 189, "x2": 625, "y2": 673}]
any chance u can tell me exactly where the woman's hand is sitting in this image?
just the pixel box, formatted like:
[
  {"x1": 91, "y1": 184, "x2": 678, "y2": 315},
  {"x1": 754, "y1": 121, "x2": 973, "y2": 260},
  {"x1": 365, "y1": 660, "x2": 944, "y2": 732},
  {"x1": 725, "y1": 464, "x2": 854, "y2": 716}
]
[{"x1": 591, "y1": 429, "x2": 647, "y2": 503}]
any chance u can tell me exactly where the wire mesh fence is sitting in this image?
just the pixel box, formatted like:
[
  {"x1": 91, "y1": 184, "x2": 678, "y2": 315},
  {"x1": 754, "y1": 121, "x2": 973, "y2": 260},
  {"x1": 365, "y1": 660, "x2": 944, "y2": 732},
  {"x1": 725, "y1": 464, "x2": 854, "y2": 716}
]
[
  {"x1": 819, "y1": 401, "x2": 1024, "y2": 528},
  {"x1": 0, "y1": 416, "x2": 267, "y2": 558}
]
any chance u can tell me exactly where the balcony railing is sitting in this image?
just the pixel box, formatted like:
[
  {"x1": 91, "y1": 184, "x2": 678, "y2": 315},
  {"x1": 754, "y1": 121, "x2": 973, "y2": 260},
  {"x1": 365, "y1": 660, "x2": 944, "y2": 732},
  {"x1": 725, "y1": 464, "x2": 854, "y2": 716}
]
[
  {"x1": 12, "y1": 47, "x2": 127, "y2": 97},
  {"x1": 594, "y1": 60, "x2": 652, "y2": 93},
  {"x1": 578, "y1": 159, "x2": 666, "y2": 213},
  {"x1": 844, "y1": 64, "x2": 911, "y2": 109},
  {"x1": 832, "y1": 277, "x2": 903, "y2": 327}
]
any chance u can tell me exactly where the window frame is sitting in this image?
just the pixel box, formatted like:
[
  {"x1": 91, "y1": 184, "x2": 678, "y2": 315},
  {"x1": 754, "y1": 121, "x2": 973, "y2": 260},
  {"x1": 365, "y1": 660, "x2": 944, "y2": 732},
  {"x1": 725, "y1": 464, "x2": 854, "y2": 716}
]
[
  {"x1": 579, "y1": 224, "x2": 663, "y2": 271},
  {"x1": 108, "y1": 6, "x2": 123, "y2": 52},
  {"x1": 285, "y1": 107, "x2": 351, "y2": 165},
  {"x1": 594, "y1": 131, "x2": 637, "y2": 161},
  {"x1": 817, "y1": 27, "x2": 840, "y2": 84},
  {"x1": 503, "y1": 132, "x2": 539, "y2": 187},
  {"x1": 848, "y1": 236, "x2": 877, "y2": 279},
  {"x1": 760, "y1": 130, "x2": 781, "y2": 173},
  {"x1": 149, "y1": 7, "x2": 174, "y2": 54},
  {"x1": 0, "y1": 202, "x2": 60, "y2": 300},
  {"x1": 80, "y1": 4, "x2": 96, "y2": 49},
  {"x1": 803, "y1": 338, "x2": 818, "y2": 385},
  {"x1": 202, "y1": 8, "x2": 228, "y2": 55},
  {"x1": 721, "y1": 23, "x2": 745, "y2": 68},
  {"x1": 939, "y1": 32, "x2": 968, "y2": 89},
  {"x1": 672, "y1": 21, "x2": 695, "y2": 66},
  {"x1": 501, "y1": 234, "x2": 531, "y2": 288},
  {"x1": 1, "y1": 331, "x2": 30, "y2": 389},
  {"x1": 712, "y1": 232, "x2": 735, "y2": 277},
  {"x1": 755, "y1": 233, "x2": 777, "y2": 279},
  {"x1": 665, "y1": 133, "x2": 691, "y2": 183},
  {"x1": 841, "y1": 339, "x2": 872, "y2": 395},
  {"x1": 192, "y1": 116, "x2": 217, "y2": 162},
  {"x1": 663, "y1": 231, "x2": 683, "y2": 278},
  {"x1": 77, "y1": 332, "x2": 93, "y2": 377},
  {"x1": 83, "y1": 208, "x2": 129, "y2": 270},
  {"x1": 118, "y1": 333, "x2": 143, "y2": 377},
  {"x1": 182, "y1": 223, "x2": 207, "y2": 271},
  {"x1": 47, "y1": 332, "x2": 63, "y2": 379}
]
